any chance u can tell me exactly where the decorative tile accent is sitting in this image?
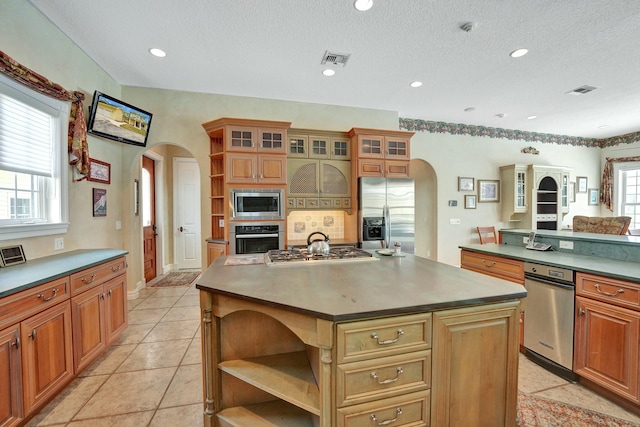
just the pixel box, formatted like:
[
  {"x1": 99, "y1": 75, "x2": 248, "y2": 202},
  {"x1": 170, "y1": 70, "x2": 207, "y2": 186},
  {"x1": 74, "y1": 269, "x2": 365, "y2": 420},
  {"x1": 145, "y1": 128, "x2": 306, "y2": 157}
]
[
  {"x1": 287, "y1": 211, "x2": 345, "y2": 241},
  {"x1": 399, "y1": 117, "x2": 640, "y2": 148}
]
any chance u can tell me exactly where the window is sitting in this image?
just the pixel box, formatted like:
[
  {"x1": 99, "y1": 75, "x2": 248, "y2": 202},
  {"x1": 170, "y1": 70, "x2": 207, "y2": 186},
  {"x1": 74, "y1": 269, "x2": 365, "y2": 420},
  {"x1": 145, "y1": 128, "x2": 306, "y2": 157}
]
[
  {"x1": 0, "y1": 73, "x2": 69, "y2": 240},
  {"x1": 615, "y1": 163, "x2": 640, "y2": 230}
]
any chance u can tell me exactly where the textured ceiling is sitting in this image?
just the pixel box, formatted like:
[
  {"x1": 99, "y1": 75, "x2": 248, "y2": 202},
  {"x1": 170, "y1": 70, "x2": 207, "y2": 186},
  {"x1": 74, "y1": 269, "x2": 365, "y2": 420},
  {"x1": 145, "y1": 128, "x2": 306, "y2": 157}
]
[{"x1": 28, "y1": 0, "x2": 640, "y2": 139}]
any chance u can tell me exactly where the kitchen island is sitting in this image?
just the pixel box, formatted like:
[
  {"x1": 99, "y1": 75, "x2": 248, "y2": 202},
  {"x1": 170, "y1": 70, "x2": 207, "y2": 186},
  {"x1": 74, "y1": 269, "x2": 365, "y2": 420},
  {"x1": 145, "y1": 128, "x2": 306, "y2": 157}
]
[{"x1": 196, "y1": 253, "x2": 526, "y2": 427}]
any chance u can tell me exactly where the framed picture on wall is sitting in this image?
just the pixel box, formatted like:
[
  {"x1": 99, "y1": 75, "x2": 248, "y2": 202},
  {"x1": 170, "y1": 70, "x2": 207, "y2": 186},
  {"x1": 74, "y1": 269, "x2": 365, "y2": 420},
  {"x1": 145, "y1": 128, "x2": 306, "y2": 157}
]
[
  {"x1": 577, "y1": 176, "x2": 588, "y2": 193},
  {"x1": 87, "y1": 158, "x2": 111, "y2": 184},
  {"x1": 458, "y1": 177, "x2": 474, "y2": 192},
  {"x1": 93, "y1": 188, "x2": 107, "y2": 217},
  {"x1": 464, "y1": 195, "x2": 477, "y2": 209},
  {"x1": 478, "y1": 180, "x2": 500, "y2": 202},
  {"x1": 588, "y1": 188, "x2": 600, "y2": 206}
]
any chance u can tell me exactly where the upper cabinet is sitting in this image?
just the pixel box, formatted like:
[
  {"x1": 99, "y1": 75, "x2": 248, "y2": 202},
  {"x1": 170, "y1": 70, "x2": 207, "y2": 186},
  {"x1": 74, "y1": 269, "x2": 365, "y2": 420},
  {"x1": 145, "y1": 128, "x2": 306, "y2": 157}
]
[
  {"x1": 288, "y1": 131, "x2": 350, "y2": 160},
  {"x1": 226, "y1": 126, "x2": 287, "y2": 154},
  {"x1": 348, "y1": 128, "x2": 414, "y2": 178},
  {"x1": 500, "y1": 164, "x2": 571, "y2": 230}
]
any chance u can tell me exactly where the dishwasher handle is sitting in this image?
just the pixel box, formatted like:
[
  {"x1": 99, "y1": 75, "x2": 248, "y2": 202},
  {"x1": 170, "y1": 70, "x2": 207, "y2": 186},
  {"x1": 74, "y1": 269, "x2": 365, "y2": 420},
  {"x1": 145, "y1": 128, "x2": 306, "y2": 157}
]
[{"x1": 525, "y1": 275, "x2": 575, "y2": 290}]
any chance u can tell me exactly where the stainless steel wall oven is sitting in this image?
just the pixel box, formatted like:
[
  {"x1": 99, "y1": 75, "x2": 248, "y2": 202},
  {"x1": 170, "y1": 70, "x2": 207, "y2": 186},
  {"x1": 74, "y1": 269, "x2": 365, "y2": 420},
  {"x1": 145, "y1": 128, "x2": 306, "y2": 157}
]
[{"x1": 229, "y1": 222, "x2": 284, "y2": 255}]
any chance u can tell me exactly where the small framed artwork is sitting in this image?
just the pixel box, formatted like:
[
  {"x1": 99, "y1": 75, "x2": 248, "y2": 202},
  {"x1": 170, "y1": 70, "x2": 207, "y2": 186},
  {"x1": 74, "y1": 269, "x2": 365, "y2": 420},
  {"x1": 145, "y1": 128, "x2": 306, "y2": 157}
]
[
  {"x1": 93, "y1": 188, "x2": 107, "y2": 217},
  {"x1": 577, "y1": 176, "x2": 588, "y2": 193},
  {"x1": 458, "y1": 176, "x2": 475, "y2": 192},
  {"x1": 478, "y1": 179, "x2": 500, "y2": 202},
  {"x1": 88, "y1": 158, "x2": 111, "y2": 184},
  {"x1": 569, "y1": 182, "x2": 576, "y2": 203},
  {"x1": 588, "y1": 188, "x2": 600, "y2": 206},
  {"x1": 464, "y1": 194, "x2": 477, "y2": 209}
]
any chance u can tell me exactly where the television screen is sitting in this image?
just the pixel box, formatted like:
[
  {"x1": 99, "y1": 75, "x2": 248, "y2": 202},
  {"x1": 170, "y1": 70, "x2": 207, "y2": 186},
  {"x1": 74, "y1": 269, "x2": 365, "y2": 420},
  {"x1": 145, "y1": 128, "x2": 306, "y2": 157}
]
[{"x1": 87, "y1": 91, "x2": 153, "y2": 147}]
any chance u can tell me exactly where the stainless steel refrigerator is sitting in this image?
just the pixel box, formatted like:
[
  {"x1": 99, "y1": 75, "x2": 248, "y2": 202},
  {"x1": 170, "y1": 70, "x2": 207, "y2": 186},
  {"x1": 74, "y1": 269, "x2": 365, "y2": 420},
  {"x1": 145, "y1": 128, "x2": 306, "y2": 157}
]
[{"x1": 359, "y1": 177, "x2": 415, "y2": 253}]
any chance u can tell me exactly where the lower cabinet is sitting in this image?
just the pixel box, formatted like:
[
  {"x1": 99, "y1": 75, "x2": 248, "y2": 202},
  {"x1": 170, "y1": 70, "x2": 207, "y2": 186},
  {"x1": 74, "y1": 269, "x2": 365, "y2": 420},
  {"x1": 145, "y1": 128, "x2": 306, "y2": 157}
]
[
  {"x1": 207, "y1": 242, "x2": 227, "y2": 266},
  {"x1": 72, "y1": 271, "x2": 128, "y2": 373},
  {"x1": 0, "y1": 325, "x2": 22, "y2": 427},
  {"x1": 21, "y1": 302, "x2": 73, "y2": 415},
  {"x1": 200, "y1": 292, "x2": 520, "y2": 427},
  {"x1": 574, "y1": 296, "x2": 640, "y2": 403},
  {"x1": 0, "y1": 254, "x2": 128, "y2": 426}
]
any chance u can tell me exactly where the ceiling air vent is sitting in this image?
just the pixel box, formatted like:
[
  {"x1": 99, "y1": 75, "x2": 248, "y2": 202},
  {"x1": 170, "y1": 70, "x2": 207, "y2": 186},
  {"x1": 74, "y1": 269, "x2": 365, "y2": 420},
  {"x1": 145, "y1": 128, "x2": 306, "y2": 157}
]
[
  {"x1": 321, "y1": 51, "x2": 350, "y2": 67},
  {"x1": 566, "y1": 85, "x2": 598, "y2": 95}
]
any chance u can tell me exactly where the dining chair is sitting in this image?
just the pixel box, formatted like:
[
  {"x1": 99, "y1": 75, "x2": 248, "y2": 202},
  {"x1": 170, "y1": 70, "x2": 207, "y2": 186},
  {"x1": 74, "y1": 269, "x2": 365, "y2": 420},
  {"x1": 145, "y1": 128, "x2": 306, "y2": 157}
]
[{"x1": 477, "y1": 226, "x2": 498, "y2": 244}]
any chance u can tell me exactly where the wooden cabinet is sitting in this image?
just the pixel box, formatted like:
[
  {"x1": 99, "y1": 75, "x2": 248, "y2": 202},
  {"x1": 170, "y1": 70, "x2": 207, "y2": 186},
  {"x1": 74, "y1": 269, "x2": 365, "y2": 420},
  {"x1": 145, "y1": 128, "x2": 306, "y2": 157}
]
[
  {"x1": 200, "y1": 292, "x2": 519, "y2": 427},
  {"x1": 71, "y1": 257, "x2": 128, "y2": 372},
  {"x1": 287, "y1": 158, "x2": 351, "y2": 211},
  {"x1": 288, "y1": 132, "x2": 351, "y2": 160},
  {"x1": 460, "y1": 250, "x2": 524, "y2": 284},
  {"x1": 0, "y1": 325, "x2": 22, "y2": 427},
  {"x1": 203, "y1": 118, "x2": 291, "y2": 242},
  {"x1": 431, "y1": 301, "x2": 520, "y2": 426},
  {"x1": 500, "y1": 164, "x2": 528, "y2": 222},
  {"x1": 349, "y1": 128, "x2": 414, "y2": 178},
  {"x1": 207, "y1": 242, "x2": 226, "y2": 266},
  {"x1": 21, "y1": 301, "x2": 73, "y2": 414},
  {"x1": 574, "y1": 272, "x2": 640, "y2": 404}
]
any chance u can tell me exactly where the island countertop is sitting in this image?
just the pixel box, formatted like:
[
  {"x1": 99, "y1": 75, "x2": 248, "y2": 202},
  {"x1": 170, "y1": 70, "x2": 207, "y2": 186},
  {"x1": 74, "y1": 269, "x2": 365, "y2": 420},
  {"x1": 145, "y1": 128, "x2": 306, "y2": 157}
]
[{"x1": 196, "y1": 253, "x2": 526, "y2": 321}]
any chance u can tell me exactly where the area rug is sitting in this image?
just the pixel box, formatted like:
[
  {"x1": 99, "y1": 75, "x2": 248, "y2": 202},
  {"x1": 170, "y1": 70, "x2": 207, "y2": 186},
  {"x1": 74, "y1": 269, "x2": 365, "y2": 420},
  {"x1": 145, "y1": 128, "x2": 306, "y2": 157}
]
[
  {"x1": 150, "y1": 271, "x2": 199, "y2": 287},
  {"x1": 517, "y1": 392, "x2": 638, "y2": 427}
]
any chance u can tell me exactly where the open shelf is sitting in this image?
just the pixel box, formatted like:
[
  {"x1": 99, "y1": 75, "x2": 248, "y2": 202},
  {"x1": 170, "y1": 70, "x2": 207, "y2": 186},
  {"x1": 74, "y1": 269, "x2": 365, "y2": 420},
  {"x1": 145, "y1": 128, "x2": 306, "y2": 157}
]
[
  {"x1": 218, "y1": 351, "x2": 320, "y2": 415},
  {"x1": 217, "y1": 400, "x2": 317, "y2": 427}
]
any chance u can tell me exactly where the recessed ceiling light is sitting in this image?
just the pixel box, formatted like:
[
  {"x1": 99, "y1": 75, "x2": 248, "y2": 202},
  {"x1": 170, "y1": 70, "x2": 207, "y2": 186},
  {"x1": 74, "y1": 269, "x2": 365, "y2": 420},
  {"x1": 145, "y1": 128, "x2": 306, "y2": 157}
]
[
  {"x1": 464, "y1": 107, "x2": 475, "y2": 112},
  {"x1": 495, "y1": 113, "x2": 507, "y2": 118},
  {"x1": 149, "y1": 48, "x2": 166, "y2": 58},
  {"x1": 526, "y1": 115, "x2": 537, "y2": 120},
  {"x1": 510, "y1": 48, "x2": 528, "y2": 58},
  {"x1": 410, "y1": 81, "x2": 423, "y2": 88},
  {"x1": 322, "y1": 69, "x2": 336, "y2": 77},
  {"x1": 354, "y1": 0, "x2": 373, "y2": 11}
]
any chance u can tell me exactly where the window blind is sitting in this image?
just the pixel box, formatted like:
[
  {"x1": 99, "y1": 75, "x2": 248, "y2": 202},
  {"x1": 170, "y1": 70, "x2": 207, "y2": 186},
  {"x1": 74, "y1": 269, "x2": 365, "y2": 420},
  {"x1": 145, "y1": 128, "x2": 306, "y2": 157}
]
[{"x1": 0, "y1": 92, "x2": 54, "y2": 177}]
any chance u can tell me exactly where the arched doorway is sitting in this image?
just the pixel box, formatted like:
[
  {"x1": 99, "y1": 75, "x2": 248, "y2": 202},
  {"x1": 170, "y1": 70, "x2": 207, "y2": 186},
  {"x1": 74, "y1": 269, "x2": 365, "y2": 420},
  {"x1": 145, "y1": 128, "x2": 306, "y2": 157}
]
[{"x1": 411, "y1": 159, "x2": 437, "y2": 260}]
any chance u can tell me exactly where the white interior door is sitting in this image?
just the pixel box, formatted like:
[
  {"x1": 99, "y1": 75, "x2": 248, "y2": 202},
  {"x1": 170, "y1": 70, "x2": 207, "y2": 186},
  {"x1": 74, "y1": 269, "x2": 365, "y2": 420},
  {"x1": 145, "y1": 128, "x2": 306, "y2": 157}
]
[{"x1": 174, "y1": 157, "x2": 201, "y2": 269}]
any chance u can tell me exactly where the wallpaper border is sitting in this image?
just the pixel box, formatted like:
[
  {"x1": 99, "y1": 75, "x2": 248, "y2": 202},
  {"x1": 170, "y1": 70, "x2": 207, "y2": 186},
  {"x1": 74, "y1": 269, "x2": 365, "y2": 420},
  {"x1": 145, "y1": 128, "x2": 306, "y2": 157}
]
[{"x1": 399, "y1": 118, "x2": 640, "y2": 149}]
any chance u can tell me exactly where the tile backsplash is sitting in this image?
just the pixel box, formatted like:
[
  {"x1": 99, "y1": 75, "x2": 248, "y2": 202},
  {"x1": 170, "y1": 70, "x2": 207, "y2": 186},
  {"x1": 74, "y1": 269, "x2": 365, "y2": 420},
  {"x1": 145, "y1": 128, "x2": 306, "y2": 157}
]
[{"x1": 287, "y1": 211, "x2": 345, "y2": 241}]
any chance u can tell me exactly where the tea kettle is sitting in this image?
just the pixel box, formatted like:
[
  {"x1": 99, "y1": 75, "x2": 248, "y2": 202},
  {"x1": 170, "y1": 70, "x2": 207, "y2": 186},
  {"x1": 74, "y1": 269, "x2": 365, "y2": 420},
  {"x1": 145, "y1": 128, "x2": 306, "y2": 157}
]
[{"x1": 307, "y1": 231, "x2": 331, "y2": 255}]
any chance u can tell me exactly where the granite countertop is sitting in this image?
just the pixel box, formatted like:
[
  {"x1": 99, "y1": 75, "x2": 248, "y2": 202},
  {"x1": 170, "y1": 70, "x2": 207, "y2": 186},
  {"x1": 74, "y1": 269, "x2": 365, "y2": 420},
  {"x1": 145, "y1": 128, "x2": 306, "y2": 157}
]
[
  {"x1": 196, "y1": 253, "x2": 526, "y2": 321},
  {"x1": 460, "y1": 243, "x2": 640, "y2": 283},
  {"x1": 0, "y1": 249, "x2": 128, "y2": 298}
]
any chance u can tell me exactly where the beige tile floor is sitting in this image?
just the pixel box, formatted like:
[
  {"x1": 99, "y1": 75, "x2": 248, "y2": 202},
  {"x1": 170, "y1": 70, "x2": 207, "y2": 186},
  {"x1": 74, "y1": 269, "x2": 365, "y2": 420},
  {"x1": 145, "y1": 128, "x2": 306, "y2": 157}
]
[{"x1": 27, "y1": 279, "x2": 640, "y2": 426}]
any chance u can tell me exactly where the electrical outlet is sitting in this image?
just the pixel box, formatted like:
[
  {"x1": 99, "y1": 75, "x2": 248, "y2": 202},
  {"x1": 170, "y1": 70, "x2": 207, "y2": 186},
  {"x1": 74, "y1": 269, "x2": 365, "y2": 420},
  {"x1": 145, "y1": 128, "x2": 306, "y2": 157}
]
[
  {"x1": 559, "y1": 240, "x2": 574, "y2": 250},
  {"x1": 219, "y1": 219, "x2": 225, "y2": 227},
  {"x1": 523, "y1": 236, "x2": 529, "y2": 244},
  {"x1": 115, "y1": 220, "x2": 122, "y2": 230},
  {"x1": 54, "y1": 238, "x2": 64, "y2": 250}
]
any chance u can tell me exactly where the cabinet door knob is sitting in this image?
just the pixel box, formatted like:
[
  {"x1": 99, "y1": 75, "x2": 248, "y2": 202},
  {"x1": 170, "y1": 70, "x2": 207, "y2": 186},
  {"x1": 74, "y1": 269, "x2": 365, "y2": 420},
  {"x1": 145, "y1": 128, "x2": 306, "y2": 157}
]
[
  {"x1": 108, "y1": 289, "x2": 113, "y2": 296},
  {"x1": 29, "y1": 329, "x2": 36, "y2": 340},
  {"x1": 11, "y1": 337, "x2": 20, "y2": 349},
  {"x1": 579, "y1": 308, "x2": 586, "y2": 316}
]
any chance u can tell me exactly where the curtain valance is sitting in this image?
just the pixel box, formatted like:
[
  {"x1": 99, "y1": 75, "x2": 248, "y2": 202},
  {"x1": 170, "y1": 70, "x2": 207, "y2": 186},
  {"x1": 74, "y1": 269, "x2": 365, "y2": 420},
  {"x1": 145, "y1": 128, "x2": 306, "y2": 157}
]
[{"x1": 601, "y1": 156, "x2": 640, "y2": 210}]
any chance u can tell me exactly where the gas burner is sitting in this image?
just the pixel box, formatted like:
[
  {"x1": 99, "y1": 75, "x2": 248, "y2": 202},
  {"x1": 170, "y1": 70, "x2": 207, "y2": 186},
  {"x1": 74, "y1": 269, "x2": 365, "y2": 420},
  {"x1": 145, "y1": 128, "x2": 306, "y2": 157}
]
[{"x1": 266, "y1": 247, "x2": 372, "y2": 264}]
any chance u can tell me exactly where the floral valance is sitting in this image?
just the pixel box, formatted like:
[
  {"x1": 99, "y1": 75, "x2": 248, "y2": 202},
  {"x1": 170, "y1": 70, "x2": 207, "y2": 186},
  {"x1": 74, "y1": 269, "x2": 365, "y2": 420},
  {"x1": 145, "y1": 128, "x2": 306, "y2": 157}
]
[
  {"x1": 0, "y1": 50, "x2": 89, "y2": 177},
  {"x1": 601, "y1": 156, "x2": 640, "y2": 211}
]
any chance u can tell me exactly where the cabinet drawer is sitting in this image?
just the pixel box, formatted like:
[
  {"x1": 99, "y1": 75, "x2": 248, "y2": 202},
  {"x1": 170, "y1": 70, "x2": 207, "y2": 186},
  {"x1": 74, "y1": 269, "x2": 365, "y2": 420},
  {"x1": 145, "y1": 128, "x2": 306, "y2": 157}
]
[
  {"x1": 70, "y1": 257, "x2": 126, "y2": 296},
  {"x1": 337, "y1": 313, "x2": 431, "y2": 364},
  {"x1": 337, "y1": 390, "x2": 430, "y2": 427},
  {"x1": 0, "y1": 277, "x2": 69, "y2": 330},
  {"x1": 460, "y1": 250, "x2": 524, "y2": 284},
  {"x1": 576, "y1": 272, "x2": 640, "y2": 309},
  {"x1": 337, "y1": 350, "x2": 431, "y2": 407}
]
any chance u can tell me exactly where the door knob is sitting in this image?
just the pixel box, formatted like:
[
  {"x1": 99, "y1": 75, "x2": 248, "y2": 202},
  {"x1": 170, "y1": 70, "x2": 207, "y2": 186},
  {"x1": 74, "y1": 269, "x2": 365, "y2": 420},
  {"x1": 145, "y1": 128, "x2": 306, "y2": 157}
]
[{"x1": 179, "y1": 226, "x2": 185, "y2": 232}]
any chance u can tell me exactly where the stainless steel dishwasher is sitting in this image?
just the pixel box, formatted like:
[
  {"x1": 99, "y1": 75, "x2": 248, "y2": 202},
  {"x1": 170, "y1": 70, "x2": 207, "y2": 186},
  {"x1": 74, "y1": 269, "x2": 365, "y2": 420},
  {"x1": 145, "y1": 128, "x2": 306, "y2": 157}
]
[{"x1": 523, "y1": 262, "x2": 578, "y2": 381}]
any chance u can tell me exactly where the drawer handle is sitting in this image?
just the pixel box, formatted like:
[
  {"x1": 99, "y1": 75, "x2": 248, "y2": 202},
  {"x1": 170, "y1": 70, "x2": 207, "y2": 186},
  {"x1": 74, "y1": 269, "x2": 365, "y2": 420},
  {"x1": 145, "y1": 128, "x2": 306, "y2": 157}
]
[
  {"x1": 110, "y1": 265, "x2": 121, "y2": 272},
  {"x1": 81, "y1": 274, "x2": 96, "y2": 284},
  {"x1": 37, "y1": 288, "x2": 58, "y2": 302},
  {"x1": 371, "y1": 329, "x2": 404, "y2": 345},
  {"x1": 370, "y1": 367, "x2": 404, "y2": 385},
  {"x1": 370, "y1": 408, "x2": 402, "y2": 426},
  {"x1": 481, "y1": 260, "x2": 496, "y2": 267},
  {"x1": 594, "y1": 283, "x2": 624, "y2": 297}
]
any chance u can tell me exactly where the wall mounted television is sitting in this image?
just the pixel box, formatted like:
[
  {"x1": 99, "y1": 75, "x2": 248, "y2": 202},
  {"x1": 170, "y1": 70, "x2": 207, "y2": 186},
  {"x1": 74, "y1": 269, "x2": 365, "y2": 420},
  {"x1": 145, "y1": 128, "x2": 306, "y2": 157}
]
[{"x1": 87, "y1": 91, "x2": 153, "y2": 147}]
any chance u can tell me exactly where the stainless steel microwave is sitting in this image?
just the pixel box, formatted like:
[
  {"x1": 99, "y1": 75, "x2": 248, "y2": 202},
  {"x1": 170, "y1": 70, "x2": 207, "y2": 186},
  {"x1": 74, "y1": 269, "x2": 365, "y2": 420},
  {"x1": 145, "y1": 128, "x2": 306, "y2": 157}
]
[{"x1": 230, "y1": 189, "x2": 284, "y2": 220}]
